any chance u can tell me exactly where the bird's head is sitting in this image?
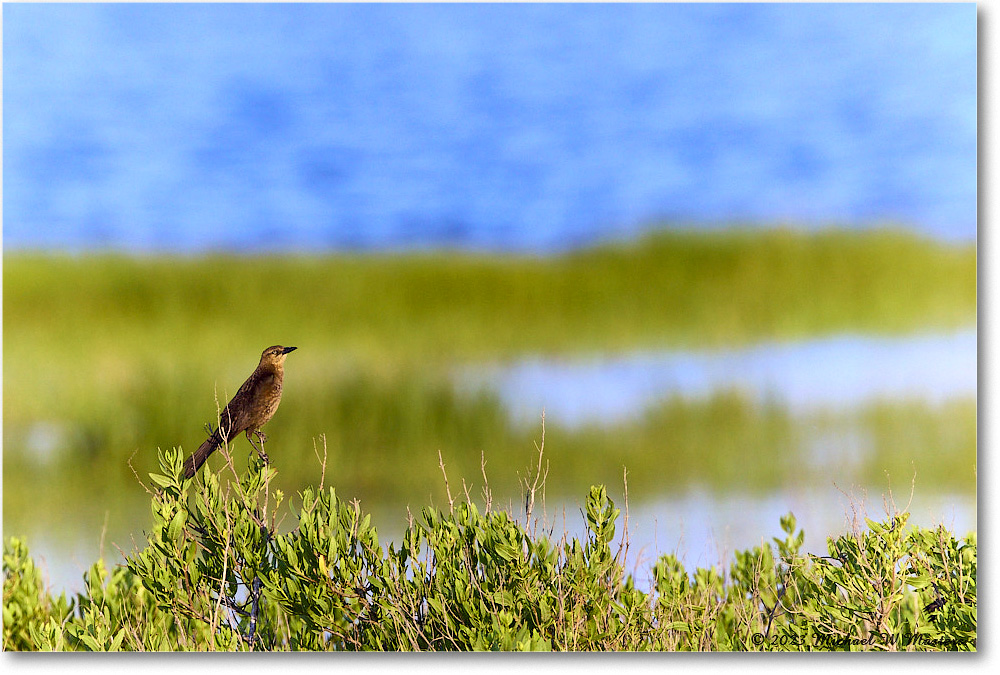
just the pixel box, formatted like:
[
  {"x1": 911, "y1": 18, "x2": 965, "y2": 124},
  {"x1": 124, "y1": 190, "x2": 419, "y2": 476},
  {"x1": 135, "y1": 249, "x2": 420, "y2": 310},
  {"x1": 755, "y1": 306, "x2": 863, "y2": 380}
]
[{"x1": 259, "y1": 345, "x2": 297, "y2": 368}]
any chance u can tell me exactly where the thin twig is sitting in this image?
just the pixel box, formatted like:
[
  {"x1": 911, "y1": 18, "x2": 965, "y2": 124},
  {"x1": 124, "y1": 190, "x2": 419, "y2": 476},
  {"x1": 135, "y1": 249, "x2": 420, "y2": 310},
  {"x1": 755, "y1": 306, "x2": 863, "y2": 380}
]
[
  {"x1": 480, "y1": 450, "x2": 493, "y2": 514},
  {"x1": 438, "y1": 449, "x2": 455, "y2": 513},
  {"x1": 313, "y1": 433, "x2": 328, "y2": 492},
  {"x1": 523, "y1": 410, "x2": 548, "y2": 532},
  {"x1": 210, "y1": 503, "x2": 235, "y2": 650},
  {"x1": 126, "y1": 448, "x2": 155, "y2": 496},
  {"x1": 763, "y1": 577, "x2": 788, "y2": 640},
  {"x1": 616, "y1": 466, "x2": 630, "y2": 572}
]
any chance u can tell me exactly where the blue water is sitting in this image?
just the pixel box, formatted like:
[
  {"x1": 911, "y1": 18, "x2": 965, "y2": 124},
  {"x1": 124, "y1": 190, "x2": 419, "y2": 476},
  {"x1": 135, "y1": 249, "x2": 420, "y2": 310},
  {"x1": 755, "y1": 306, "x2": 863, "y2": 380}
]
[
  {"x1": 567, "y1": 490, "x2": 976, "y2": 583},
  {"x1": 2, "y1": 3, "x2": 977, "y2": 252},
  {"x1": 471, "y1": 329, "x2": 977, "y2": 427},
  {"x1": 32, "y1": 489, "x2": 976, "y2": 597},
  {"x1": 21, "y1": 327, "x2": 978, "y2": 596}
]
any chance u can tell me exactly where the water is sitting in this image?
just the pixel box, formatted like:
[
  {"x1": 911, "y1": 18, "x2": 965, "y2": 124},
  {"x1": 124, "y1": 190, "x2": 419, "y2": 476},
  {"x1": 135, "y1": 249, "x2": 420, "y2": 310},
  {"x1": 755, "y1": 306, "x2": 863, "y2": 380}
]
[
  {"x1": 31, "y1": 490, "x2": 976, "y2": 597},
  {"x1": 24, "y1": 328, "x2": 976, "y2": 595},
  {"x1": 473, "y1": 328, "x2": 978, "y2": 427},
  {"x1": 560, "y1": 490, "x2": 977, "y2": 582},
  {"x1": 3, "y1": 3, "x2": 977, "y2": 252}
]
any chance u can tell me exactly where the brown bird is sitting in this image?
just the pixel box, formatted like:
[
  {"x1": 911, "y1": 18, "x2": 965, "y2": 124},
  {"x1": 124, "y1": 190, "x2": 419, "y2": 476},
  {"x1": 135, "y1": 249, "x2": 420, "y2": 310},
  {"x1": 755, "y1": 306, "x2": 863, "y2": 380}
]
[{"x1": 183, "y1": 345, "x2": 297, "y2": 478}]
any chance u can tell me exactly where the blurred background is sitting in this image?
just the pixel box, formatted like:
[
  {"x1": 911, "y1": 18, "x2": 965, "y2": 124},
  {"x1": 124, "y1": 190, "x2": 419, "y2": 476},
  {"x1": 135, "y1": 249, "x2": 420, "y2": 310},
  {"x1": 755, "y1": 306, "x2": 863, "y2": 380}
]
[{"x1": 2, "y1": 3, "x2": 977, "y2": 594}]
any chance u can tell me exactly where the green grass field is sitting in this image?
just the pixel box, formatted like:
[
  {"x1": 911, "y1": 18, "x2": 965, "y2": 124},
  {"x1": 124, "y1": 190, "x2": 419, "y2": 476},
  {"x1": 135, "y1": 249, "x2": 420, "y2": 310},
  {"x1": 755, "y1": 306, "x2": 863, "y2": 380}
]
[
  {"x1": 2, "y1": 225, "x2": 978, "y2": 553},
  {"x1": 4, "y1": 225, "x2": 976, "y2": 366}
]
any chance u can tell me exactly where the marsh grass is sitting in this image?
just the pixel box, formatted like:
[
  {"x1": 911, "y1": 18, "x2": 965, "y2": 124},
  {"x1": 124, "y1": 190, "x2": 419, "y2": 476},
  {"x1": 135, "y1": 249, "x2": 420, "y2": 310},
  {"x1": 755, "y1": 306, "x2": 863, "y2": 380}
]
[
  {"x1": 2, "y1": 378, "x2": 977, "y2": 548},
  {"x1": 3, "y1": 225, "x2": 976, "y2": 433},
  {"x1": 3, "y1": 226, "x2": 976, "y2": 368},
  {"x1": 2, "y1": 226, "x2": 977, "y2": 564}
]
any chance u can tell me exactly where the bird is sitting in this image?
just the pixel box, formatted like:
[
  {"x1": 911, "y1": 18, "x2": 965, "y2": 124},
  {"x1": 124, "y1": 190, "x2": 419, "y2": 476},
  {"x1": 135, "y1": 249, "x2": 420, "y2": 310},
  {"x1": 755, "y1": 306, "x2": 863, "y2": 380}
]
[{"x1": 182, "y1": 345, "x2": 297, "y2": 478}]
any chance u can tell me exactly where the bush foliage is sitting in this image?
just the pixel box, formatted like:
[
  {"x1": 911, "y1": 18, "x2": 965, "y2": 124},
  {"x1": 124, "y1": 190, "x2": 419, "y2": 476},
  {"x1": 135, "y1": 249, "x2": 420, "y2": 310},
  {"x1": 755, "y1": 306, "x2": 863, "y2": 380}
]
[{"x1": 3, "y1": 446, "x2": 976, "y2": 651}]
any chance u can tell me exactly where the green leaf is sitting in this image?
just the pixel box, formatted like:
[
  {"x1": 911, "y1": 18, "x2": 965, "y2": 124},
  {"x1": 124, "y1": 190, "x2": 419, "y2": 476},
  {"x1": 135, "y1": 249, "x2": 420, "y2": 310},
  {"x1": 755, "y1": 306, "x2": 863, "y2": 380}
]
[
  {"x1": 79, "y1": 634, "x2": 102, "y2": 652},
  {"x1": 148, "y1": 473, "x2": 172, "y2": 489},
  {"x1": 166, "y1": 510, "x2": 186, "y2": 541}
]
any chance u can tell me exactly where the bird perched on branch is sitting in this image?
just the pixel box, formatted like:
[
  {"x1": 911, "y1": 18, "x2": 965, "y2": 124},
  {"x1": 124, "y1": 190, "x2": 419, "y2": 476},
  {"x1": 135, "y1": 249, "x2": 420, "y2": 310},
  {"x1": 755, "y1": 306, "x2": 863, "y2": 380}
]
[{"x1": 183, "y1": 345, "x2": 297, "y2": 478}]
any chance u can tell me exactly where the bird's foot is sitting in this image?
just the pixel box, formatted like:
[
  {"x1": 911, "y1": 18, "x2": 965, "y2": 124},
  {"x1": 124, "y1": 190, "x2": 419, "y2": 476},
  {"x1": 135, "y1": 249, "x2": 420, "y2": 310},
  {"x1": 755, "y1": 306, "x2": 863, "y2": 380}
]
[
  {"x1": 247, "y1": 431, "x2": 269, "y2": 464},
  {"x1": 253, "y1": 432, "x2": 270, "y2": 463}
]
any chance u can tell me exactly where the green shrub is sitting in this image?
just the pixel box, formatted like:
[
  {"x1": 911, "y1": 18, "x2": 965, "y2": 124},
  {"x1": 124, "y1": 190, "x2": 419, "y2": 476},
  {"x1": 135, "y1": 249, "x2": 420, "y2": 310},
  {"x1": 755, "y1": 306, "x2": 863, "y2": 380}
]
[{"x1": 3, "y1": 447, "x2": 976, "y2": 651}]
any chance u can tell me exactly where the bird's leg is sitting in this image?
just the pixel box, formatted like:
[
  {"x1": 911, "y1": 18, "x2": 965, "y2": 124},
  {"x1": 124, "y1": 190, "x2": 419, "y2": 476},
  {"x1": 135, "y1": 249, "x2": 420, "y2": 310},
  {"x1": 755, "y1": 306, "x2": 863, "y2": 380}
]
[{"x1": 246, "y1": 429, "x2": 270, "y2": 464}]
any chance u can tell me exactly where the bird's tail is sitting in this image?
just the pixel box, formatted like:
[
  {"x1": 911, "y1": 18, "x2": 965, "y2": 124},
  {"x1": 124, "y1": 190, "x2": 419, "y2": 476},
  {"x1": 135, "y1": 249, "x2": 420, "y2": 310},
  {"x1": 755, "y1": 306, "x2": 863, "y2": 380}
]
[{"x1": 183, "y1": 431, "x2": 222, "y2": 478}]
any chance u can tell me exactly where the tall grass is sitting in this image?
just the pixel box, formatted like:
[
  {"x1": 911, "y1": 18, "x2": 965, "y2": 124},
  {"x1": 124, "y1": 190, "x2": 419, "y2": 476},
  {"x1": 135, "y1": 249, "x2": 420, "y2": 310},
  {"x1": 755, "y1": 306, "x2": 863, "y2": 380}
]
[
  {"x1": 2, "y1": 226, "x2": 977, "y2": 558},
  {"x1": 2, "y1": 379, "x2": 978, "y2": 547},
  {"x1": 4, "y1": 226, "x2": 976, "y2": 370},
  {"x1": 2, "y1": 225, "x2": 977, "y2": 440}
]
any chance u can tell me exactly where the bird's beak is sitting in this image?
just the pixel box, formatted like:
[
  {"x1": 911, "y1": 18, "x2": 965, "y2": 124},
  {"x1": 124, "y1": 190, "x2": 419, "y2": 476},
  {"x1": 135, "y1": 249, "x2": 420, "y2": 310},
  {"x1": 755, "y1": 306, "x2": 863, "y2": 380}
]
[{"x1": 282, "y1": 346, "x2": 298, "y2": 354}]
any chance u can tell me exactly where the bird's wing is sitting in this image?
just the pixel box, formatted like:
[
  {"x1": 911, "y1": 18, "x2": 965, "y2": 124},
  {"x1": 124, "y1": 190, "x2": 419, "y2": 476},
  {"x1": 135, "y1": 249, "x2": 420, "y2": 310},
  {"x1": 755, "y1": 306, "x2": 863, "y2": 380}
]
[
  {"x1": 215, "y1": 370, "x2": 260, "y2": 438},
  {"x1": 223, "y1": 368, "x2": 278, "y2": 436}
]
